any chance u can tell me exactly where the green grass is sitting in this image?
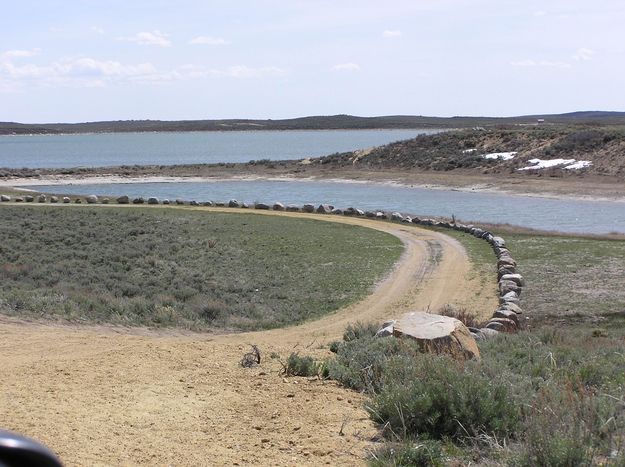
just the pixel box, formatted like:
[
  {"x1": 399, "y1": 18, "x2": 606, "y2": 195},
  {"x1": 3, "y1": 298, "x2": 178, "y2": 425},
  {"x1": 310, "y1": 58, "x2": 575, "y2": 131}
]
[
  {"x1": 501, "y1": 233, "x2": 625, "y2": 327},
  {"x1": 0, "y1": 205, "x2": 403, "y2": 330}
]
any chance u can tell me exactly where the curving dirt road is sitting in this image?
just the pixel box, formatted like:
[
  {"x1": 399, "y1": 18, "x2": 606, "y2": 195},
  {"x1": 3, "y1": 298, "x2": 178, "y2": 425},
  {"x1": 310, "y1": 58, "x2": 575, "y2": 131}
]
[{"x1": 0, "y1": 207, "x2": 497, "y2": 466}]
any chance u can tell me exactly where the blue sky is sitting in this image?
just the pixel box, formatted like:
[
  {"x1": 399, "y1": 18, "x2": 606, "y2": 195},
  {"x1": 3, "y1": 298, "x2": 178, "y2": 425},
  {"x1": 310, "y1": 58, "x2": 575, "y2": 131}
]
[{"x1": 1, "y1": 0, "x2": 623, "y2": 122}]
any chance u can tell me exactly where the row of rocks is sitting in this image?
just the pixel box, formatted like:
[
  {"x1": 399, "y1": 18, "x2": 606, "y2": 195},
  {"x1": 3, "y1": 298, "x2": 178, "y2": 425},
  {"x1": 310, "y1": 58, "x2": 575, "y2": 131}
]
[{"x1": 0, "y1": 194, "x2": 105, "y2": 204}]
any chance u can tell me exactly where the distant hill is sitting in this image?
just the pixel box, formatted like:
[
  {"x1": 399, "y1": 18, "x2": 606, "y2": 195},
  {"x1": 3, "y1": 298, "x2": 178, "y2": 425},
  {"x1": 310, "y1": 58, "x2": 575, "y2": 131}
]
[
  {"x1": 1, "y1": 111, "x2": 625, "y2": 135},
  {"x1": 320, "y1": 125, "x2": 625, "y2": 177}
]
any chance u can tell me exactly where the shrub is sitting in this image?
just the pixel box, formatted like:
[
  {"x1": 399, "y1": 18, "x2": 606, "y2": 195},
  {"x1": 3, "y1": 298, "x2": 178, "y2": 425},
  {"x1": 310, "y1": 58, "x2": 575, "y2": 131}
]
[
  {"x1": 367, "y1": 355, "x2": 520, "y2": 443},
  {"x1": 342, "y1": 321, "x2": 379, "y2": 342},
  {"x1": 370, "y1": 440, "x2": 444, "y2": 467},
  {"x1": 282, "y1": 353, "x2": 322, "y2": 377},
  {"x1": 512, "y1": 384, "x2": 620, "y2": 466},
  {"x1": 326, "y1": 336, "x2": 416, "y2": 392}
]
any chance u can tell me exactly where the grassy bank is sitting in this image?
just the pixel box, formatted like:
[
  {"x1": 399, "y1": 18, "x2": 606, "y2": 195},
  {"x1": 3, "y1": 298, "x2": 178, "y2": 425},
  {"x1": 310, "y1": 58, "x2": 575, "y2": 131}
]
[{"x1": 0, "y1": 205, "x2": 403, "y2": 330}]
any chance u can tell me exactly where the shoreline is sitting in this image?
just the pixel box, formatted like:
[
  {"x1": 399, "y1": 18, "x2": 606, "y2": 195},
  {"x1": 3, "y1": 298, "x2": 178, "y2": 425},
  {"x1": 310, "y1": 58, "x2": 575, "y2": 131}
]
[{"x1": 2, "y1": 172, "x2": 625, "y2": 204}]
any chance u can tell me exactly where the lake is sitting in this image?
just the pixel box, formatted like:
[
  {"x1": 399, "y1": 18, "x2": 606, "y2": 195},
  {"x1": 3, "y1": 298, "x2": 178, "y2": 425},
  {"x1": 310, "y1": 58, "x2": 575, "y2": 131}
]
[
  {"x1": 0, "y1": 129, "x2": 438, "y2": 168},
  {"x1": 28, "y1": 179, "x2": 625, "y2": 235}
]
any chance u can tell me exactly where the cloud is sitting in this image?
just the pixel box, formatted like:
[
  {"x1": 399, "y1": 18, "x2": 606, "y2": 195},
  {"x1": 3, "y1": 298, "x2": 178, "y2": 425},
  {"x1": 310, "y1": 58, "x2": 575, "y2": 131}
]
[
  {"x1": 573, "y1": 47, "x2": 595, "y2": 61},
  {"x1": 176, "y1": 64, "x2": 286, "y2": 79},
  {"x1": 0, "y1": 54, "x2": 286, "y2": 91},
  {"x1": 1, "y1": 49, "x2": 41, "y2": 59},
  {"x1": 510, "y1": 59, "x2": 571, "y2": 69},
  {"x1": 332, "y1": 62, "x2": 360, "y2": 71},
  {"x1": 118, "y1": 30, "x2": 171, "y2": 47},
  {"x1": 383, "y1": 30, "x2": 402, "y2": 37},
  {"x1": 533, "y1": 10, "x2": 547, "y2": 17},
  {"x1": 91, "y1": 26, "x2": 105, "y2": 35},
  {"x1": 189, "y1": 36, "x2": 229, "y2": 45}
]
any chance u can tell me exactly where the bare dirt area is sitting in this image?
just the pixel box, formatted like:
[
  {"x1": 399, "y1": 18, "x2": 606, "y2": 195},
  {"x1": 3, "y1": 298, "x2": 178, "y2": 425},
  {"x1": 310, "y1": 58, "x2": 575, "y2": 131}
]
[{"x1": 0, "y1": 209, "x2": 496, "y2": 466}]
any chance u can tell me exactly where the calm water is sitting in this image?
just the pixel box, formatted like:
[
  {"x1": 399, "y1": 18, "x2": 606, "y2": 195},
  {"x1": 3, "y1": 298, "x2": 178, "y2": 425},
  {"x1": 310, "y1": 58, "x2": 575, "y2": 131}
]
[
  {"x1": 28, "y1": 180, "x2": 625, "y2": 234},
  {"x1": 0, "y1": 129, "x2": 437, "y2": 168}
]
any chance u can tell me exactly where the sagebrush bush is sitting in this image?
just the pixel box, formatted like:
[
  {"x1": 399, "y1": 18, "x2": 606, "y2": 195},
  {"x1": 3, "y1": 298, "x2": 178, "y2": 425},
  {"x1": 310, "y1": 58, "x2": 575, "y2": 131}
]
[
  {"x1": 326, "y1": 335, "x2": 417, "y2": 392},
  {"x1": 342, "y1": 321, "x2": 379, "y2": 342},
  {"x1": 370, "y1": 440, "x2": 443, "y2": 467},
  {"x1": 368, "y1": 355, "x2": 520, "y2": 443},
  {"x1": 282, "y1": 353, "x2": 321, "y2": 377}
]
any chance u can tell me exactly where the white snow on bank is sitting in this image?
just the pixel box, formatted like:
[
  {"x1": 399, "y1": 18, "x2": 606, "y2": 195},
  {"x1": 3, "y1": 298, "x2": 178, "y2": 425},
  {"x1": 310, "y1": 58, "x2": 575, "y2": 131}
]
[
  {"x1": 462, "y1": 148, "x2": 477, "y2": 153},
  {"x1": 564, "y1": 160, "x2": 593, "y2": 170},
  {"x1": 518, "y1": 158, "x2": 593, "y2": 171},
  {"x1": 482, "y1": 151, "x2": 517, "y2": 161}
]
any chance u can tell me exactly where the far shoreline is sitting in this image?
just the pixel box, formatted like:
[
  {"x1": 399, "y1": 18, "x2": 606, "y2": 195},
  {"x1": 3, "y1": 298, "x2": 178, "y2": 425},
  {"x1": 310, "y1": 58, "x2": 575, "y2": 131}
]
[{"x1": 2, "y1": 172, "x2": 625, "y2": 204}]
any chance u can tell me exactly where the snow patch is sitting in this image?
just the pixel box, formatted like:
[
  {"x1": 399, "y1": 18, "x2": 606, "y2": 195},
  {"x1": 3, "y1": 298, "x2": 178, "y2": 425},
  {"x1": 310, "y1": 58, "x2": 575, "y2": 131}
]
[
  {"x1": 462, "y1": 148, "x2": 477, "y2": 153},
  {"x1": 564, "y1": 160, "x2": 593, "y2": 170},
  {"x1": 482, "y1": 151, "x2": 517, "y2": 161},
  {"x1": 518, "y1": 158, "x2": 592, "y2": 171}
]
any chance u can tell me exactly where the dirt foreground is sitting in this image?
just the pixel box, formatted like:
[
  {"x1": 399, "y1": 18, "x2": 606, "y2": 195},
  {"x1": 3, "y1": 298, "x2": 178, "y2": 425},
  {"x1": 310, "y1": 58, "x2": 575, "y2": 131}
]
[{"x1": 0, "y1": 208, "x2": 497, "y2": 466}]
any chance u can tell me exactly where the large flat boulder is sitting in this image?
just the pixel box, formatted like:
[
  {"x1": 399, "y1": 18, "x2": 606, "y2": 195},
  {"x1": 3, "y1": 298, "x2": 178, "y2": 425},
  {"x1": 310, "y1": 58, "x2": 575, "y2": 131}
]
[{"x1": 393, "y1": 311, "x2": 480, "y2": 360}]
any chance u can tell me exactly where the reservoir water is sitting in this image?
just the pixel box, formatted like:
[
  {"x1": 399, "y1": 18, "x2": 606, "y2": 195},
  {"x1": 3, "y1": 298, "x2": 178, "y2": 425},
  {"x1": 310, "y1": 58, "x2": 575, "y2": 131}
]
[
  {"x1": 28, "y1": 179, "x2": 625, "y2": 235},
  {"x1": 0, "y1": 129, "x2": 436, "y2": 169}
]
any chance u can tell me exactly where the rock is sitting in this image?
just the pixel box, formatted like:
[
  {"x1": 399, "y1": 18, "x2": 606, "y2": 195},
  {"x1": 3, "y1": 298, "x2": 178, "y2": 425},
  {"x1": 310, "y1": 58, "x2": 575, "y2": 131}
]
[
  {"x1": 393, "y1": 311, "x2": 480, "y2": 360},
  {"x1": 74, "y1": 198, "x2": 82, "y2": 203},
  {"x1": 470, "y1": 329, "x2": 486, "y2": 341},
  {"x1": 411, "y1": 217, "x2": 422, "y2": 224},
  {"x1": 403, "y1": 216, "x2": 412, "y2": 223},
  {"x1": 375, "y1": 211, "x2": 386, "y2": 219},
  {"x1": 355, "y1": 209, "x2": 365, "y2": 216},
  {"x1": 302, "y1": 203, "x2": 315, "y2": 213},
  {"x1": 117, "y1": 195, "x2": 130, "y2": 204},
  {"x1": 86, "y1": 195, "x2": 98, "y2": 204},
  {"x1": 286, "y1": 205, "x2": 300, "y2": 212},
  {"x1": 15, "y1": 197, "x2": 23, "y2": 202},
  {"x1": 391, "y1": 212, "x2": 404, "y2": 221},
  {"x1": 0, "y1": 195, "x2": 10, "y2": 202},
  {"x1": 101, "y1": 198, "x2": 109, "y2": 204},
  {"x1": 500, "y1": 291, "x2": 520, "y2": 305},
  {"x1": 273, "y1": 202, "x2": 285, "y2": 211},
  {"x1": 331, "y1": 208, "x2": 343, "y2": 215},
  {"x1": 316, "y1": 204, "x2": 333, "y2": 214},
  {"x1": 493, "y1": 309, "x2": 520, "y2": 324},
  {"x1": 62, "y1": 197, "x2": 70, "y2": 203},
  {"x1": 497, "y1": 257, "x2": 517, "y2": 269},
  {"x1": 487, "y1": 317, "x2": 517, "y2": 332},
  {"x1": 228, "y1": 199, "x2": 240, "y2": 208},
  {"x1": 375, "y1": 320, "x2": 395, "y2": 337},
  {"x1": 479, "y1": 328, "x2": 500, "y2": 339},
  {"x1": 175, "y1": 199, "x2": 185, "y2": 205},
  {"x1": 148, "y1": 197, "x2": 159, "y2": 205},
  {"x1": 497, "y1": 266, "x2": 516, "y2": 279},
  {"x1": 190, "y1": 200, "x2": 199, "y2": 206},
  {"x1": 162, "y1": 199, "x2": 170, "y2": 205},
  {"x1": 365, "y1": 211, "x2": 375, "y2": 218},
  {"x1": 202, "y1": 201, "x2": 213, "y2": 206},
  {"x1": 499, "y1": 280, "x2": 521, "y2": 296},
  {"x1": 215, "y1": 202, "x2": 225, "y2": 207},
  {"x1": 25, "y1": 195, "x2": 34, "y2": 202},
  {"x1": 132, "y1": 197, "x2": 145, "y2": 204},
  {"x1": 500, "y1": 273, "x2": 525, "y2": 287},
  {"x1": 492, "y1": 236, "x2": 506, "y2": 248},
  {"x1": 37, "y1": 194, "x2": 46, "y2": 203},
  {"x1": 241, "y1": 202, "x2": 249, "y2": 208},
  {"x1": 500, "y1": 302, "x2": 523, "y2": 314},
  {"x1": 50, "y1": 196, "x2": 58, "y2": 203},
  {"x1": 344, "y1": 207, "x2": 356, "y2": 216},
  {"x1": 255, "y1": 202, "x2": 270, "y2": 210}
]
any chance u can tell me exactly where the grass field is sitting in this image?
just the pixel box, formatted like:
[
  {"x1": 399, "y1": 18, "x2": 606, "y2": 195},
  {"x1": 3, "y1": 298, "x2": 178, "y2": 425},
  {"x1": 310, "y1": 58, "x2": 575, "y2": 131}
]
[{"x1": 0, "y1": 205, "x2": 403, "y2": 330}]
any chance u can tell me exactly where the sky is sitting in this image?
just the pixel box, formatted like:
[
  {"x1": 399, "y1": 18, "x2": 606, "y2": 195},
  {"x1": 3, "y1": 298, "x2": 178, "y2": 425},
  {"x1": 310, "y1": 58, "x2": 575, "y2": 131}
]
[{"x1": 1, "y1": 0, "x2": 624, "y2": 123}]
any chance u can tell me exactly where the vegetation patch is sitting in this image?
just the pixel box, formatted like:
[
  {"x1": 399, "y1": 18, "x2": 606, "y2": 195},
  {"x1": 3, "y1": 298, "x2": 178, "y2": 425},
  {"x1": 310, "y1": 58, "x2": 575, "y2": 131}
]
[
  {"x1": 502, "y1": 232, "x2": 625, "y2": 327},
  {"x1": 0, "y1": 205, "x2": 403, "y2": 330}
]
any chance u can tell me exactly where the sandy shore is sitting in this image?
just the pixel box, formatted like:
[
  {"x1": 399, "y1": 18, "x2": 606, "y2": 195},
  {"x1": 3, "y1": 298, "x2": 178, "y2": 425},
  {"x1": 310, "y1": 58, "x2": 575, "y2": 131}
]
[{"x1": 2, "y1": 172, "x2": 624, "y2": 203}]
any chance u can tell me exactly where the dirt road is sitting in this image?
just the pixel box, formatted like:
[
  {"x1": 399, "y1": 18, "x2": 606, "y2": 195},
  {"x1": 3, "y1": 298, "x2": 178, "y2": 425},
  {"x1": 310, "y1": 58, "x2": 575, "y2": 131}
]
[{"x1": 0, "y1": 208, "x2": 497, "y2": 466}]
